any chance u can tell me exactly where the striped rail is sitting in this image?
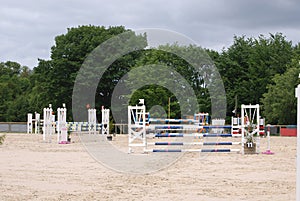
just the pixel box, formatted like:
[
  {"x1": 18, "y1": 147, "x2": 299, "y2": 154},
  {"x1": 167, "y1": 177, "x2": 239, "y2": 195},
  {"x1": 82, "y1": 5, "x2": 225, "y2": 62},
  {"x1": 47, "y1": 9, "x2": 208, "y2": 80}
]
[
  {"x1": 154, "y1": 133, "x2": 238, "y2": 138},
  {"x1": 146, "y1": 149, "x2": 240, "y2": 153},
  {"x1": 148, "y1": 142, "x2": 241, "y2": 146}
]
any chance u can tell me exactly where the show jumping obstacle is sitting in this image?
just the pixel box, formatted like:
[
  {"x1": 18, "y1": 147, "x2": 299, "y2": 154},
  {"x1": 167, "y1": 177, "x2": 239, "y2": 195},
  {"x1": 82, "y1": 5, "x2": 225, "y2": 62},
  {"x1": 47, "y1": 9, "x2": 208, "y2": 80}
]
[
  {"x1": 128, "y1": 99, "x2": 146, "y2": 153},
  {"x1": 27, "y1": 104, "x2": 110, "y2": 143},
  {"x1": 128, "y1": 100, "x2": 271, "y2": 155},
  {"x1": 27, "y1": 112, "x2": 40, "y2": 134},
  {"x1": 241, "y1": 104, "x2": 261, "y2": 154},
  {"x1": 128, "y1": 100, "x2": 245, "y2": 154},
  {"x1": 231, "y1": 116, "x2": 265, "y2": 137}
]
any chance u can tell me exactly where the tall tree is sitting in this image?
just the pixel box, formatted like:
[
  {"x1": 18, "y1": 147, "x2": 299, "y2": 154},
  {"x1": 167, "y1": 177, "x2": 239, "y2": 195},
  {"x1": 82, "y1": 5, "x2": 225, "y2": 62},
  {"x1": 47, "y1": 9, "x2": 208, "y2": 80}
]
[
  {"x1": 32, "y1": 25, "x2": 147, "y2": 121},
  {"x1": 261, "y1": 43, "x2": 300, "y2": 125},
  {"x1": 261, "y1": 65, "x2": 300, "y2": 124},
  {"x1": 216, "y1": 33, "x2": 294, "y2": 119},
  {"x1": 0, "y1": 61, "x2": 32, "y2": 121}
]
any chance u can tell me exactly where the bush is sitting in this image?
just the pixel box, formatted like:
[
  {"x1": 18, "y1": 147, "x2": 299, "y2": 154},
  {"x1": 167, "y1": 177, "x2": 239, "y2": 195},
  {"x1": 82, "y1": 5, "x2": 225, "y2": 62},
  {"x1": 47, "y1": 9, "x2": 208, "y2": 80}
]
[{"x1": 0, "y1": 134, "x2": 6, "y2": 145}]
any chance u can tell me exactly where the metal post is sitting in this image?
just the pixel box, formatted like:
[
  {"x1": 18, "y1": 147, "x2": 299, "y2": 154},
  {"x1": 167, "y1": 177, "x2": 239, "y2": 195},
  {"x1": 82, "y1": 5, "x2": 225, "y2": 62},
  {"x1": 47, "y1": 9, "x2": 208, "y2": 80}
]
[{"x1": 296, "y1": 84, "x2": 300, "y2": 201}]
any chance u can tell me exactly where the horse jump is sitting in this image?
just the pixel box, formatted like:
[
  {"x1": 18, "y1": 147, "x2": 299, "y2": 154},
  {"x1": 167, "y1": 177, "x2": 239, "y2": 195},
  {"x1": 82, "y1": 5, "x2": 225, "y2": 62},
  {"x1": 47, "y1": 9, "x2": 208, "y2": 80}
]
[{"x1": 128, "y1": 100, "x2": 242, "y2": 154}]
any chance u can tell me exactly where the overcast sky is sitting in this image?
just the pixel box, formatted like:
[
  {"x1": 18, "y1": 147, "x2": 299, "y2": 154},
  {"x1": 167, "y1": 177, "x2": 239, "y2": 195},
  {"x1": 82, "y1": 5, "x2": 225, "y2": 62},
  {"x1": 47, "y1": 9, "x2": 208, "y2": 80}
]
[{"x1": 1, "y1": 0, "x2": 300, "y2": 68}]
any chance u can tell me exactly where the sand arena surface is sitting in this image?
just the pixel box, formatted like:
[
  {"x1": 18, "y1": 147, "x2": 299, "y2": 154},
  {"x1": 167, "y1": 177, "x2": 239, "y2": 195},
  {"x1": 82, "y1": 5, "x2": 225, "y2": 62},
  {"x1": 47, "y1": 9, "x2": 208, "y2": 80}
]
[{"x1": 0, "y1": 133, "x2": 296, "y2": 201}]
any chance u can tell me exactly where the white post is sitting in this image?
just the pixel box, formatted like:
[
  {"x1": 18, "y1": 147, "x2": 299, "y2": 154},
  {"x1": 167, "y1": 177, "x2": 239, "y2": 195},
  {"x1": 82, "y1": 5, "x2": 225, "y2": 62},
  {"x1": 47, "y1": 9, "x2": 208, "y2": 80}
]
[
  {"x1": 295, "y1": 84, "x2": 300, "y2": 201},
  {"x1": 57, "y1": 107, "x2": 67, "y2": 143},
  {"x1": 27, "y1": 113, "x2": 33, "y2": 134},
  {"x1": 35, "y1": 113, "x2": 40, "y2": 134},
  {"x1": 263, "y1": 124, "x2": 274, "y2": 155},
  {"x1": 101, "y1": 107, "x2": 110, "y2": 135},
  {"x1": 43, "y1": 106, "x2": 53, "y2": 142},
  {"x1": 88, "y1": 109, "x2": 97, "y2": 134},
  {"x1": 51, "y1": 113, "x2": 55, "y2": 135},
  {"x1": 256, "y1": 104, "x2": 260, "y2": 154},
  {"x1": 43, "y1": 108, "x2": 47, "y2": 141},
  {"x1": 241, "y1": 105, "x2": 245, "y2": 155}
]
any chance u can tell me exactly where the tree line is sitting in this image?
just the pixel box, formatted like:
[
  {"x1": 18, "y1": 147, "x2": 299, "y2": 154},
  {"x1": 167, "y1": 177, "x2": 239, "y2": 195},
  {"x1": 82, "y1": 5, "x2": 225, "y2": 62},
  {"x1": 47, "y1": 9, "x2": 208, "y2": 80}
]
[{"x1": 0, "y1": 25, "x2": 299, "y2": 124}]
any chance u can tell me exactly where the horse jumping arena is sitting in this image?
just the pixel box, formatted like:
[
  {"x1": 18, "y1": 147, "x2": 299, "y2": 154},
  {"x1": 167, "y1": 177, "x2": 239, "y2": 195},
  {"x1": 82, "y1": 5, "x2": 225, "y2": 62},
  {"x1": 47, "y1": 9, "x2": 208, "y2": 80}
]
[{"x1": 0, "y1": 132, "x2": 296, "y2": 201}]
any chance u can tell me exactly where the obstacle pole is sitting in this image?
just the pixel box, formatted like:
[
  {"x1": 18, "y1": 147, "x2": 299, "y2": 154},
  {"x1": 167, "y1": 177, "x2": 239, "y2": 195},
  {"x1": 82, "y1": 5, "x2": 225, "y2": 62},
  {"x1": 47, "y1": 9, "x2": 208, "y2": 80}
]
[
  {"x1": 295, "y1": 84, "x2": 300, "y2": 201},
  {"x1": 262, "y1": 124, "x2": 274, "y2": 155}
]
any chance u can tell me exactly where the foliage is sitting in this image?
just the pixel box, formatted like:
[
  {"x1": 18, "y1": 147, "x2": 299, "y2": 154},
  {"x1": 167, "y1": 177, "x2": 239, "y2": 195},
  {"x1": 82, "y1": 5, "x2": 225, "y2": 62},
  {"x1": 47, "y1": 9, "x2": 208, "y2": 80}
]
[
  {"x1": 0, "y1": 134, "x2": 5, "y2": 145},
  {"x1": 127, "y1": 45, "x2": 215, "y2": 119},
  {"x1": 32, "y1": 25, "x2": 147, "y2": 121},
  {"x1": 0, "y1": 61, "x2": 32, "y2": 121},
  {"x1": 0, "y1": 27, "x2": 299, "y2": 125},
  {"x1": 261, "y1": 62, "x2": 300, "y2": 124},
  {"x1": 214, "y1": 33, "x2": 295, "y2": 120}
]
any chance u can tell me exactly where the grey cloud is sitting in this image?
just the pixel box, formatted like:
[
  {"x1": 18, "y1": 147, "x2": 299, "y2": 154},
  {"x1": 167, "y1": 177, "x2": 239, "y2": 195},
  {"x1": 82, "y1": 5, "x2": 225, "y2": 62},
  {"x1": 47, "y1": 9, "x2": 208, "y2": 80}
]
[{"x1": 0, "y1": 0, "x2": 299, "y2": 68}]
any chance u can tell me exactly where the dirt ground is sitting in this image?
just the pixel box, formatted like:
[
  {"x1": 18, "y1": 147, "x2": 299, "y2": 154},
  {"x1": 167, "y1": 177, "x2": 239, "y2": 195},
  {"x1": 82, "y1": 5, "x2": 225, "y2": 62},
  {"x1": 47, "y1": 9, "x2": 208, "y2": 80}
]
[{"x1": 0, "y1": 133, "x2": 297, "y2": 201}]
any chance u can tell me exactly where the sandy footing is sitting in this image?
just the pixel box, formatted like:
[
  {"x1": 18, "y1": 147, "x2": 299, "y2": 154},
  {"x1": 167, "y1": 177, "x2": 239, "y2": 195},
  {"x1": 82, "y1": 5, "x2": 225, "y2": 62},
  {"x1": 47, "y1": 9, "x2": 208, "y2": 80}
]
[{"x1": 0, "y1": 133, "x2": 296, "y2": 201}]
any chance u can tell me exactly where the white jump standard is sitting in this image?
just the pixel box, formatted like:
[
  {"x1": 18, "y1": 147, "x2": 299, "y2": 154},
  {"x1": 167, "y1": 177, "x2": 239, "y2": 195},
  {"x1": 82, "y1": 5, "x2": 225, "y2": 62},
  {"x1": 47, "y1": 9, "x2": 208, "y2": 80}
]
[
  {"x1": 241, "y1": 104, "x2": 261, "y2": 154},
  {"x1": 57, "y1": 104, "x2": 68, "y2": 144},
  {"x1": 128, "y1": 99, "x2": 146, "y2": 153},
  {"x1": 88, "y1": 108, "x2": 97, "y2": 134},
  {"x1": 27, "y1": 112, "x2": 41, "y2": 134},
  {"x1": 101, "y1": 107, "x2": 110, "y2": 135},
  {"x1": 43, "y1": 104, "x2": 54, "y2": 142}
]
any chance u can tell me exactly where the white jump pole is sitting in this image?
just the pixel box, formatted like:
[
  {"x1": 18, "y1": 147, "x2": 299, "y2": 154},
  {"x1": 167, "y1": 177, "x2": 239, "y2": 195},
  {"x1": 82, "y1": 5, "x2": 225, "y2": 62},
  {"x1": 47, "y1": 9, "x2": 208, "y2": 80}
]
[
  {"x1": 262, "y1": 124, "x2": 274, "y2": 155},
  {"x1": 295, "y1": 84, "x2": 300, "y2": 201}
]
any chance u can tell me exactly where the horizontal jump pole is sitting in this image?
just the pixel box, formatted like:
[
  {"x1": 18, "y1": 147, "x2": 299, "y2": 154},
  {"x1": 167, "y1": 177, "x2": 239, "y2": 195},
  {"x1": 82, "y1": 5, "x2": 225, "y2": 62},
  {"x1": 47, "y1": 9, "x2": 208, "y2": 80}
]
[
  {"x1": 201, "y1": 125, "x2": 232, "y2": 129},
  {"x1": 149, "y1": 118, "x2": 196, "y2": 123},
  {"x1": 149, "y1": 142, "x2": 241, "y2": 146},
  {"x1": 155, "y1": 134, "x2": 184, "y2": 137},
  {"x1": 154, "y1": 133, "x2": 235, "y2": 138},
  {"x1": 67, "y1": 122, "x2": 102, "y2": 126},
  {"x1": 148, "y1": 148, "x2": 240, "y2": 153},
  {"x1": 154, "y1": 126, "x2": 183, "y2": 129}
]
